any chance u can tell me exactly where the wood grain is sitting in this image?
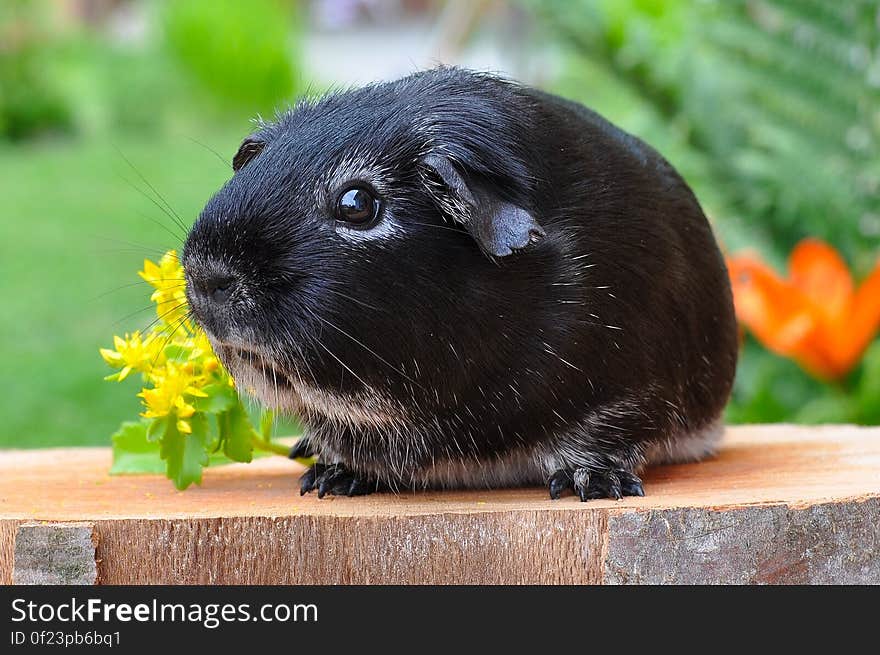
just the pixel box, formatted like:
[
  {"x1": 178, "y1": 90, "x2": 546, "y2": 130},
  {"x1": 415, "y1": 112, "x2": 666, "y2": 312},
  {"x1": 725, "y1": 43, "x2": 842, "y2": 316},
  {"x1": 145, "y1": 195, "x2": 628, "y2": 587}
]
[{"x1": 1, "y1": 425, "x2": 878, "y2": 584}]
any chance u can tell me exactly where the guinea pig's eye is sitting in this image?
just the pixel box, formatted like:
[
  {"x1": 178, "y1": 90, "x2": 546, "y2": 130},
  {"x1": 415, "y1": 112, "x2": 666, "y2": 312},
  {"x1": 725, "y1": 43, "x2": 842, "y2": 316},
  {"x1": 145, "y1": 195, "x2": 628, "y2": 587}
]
[{"x1": 335, "y1": 185, "x2": 380, "y2": 227}]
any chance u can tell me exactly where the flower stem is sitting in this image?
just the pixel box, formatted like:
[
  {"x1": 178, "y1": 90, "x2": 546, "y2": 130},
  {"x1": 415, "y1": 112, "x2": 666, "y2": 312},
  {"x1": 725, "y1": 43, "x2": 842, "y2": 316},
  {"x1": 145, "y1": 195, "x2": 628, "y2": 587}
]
[{"x1": 250, "y1": 431, "x2": 290, "y2": 457}]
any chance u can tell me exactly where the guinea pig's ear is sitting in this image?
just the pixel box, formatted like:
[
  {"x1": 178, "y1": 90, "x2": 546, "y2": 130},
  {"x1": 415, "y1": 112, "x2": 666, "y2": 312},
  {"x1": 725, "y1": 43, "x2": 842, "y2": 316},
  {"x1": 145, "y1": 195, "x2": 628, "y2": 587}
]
[
  {"x1": 421, "y1": 155, "x2": 545, "y2": 258},
  {"x1": 232, "y1": 137, "x2": 266, "y2": 172}
]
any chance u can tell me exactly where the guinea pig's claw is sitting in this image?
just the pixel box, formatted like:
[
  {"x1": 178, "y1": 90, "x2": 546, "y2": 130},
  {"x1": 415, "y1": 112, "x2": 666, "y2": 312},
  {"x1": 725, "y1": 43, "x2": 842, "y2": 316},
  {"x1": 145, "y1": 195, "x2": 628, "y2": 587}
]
[
  {"x1": 300, "y1": 462, "x2": 376, "y2": 498},
  {"x1": 548, "y1": 470, "x2": 572, "y2": 500},
  {"x1": 299, "y1": 463, "x2": 324, "y2": 496},
  {"x1": 316, "y1": 463, "x2": 356, "y2": 498},
  {"x1": 548, "y1": 467, "x2": 644, "y2": 501},
  {"x1": 584, "y1": 469, "x2": 623, "y2": 500},
  {"x1": 618, "y1": 471, "x2": 645, "y2": 497},
  {"x1": 346, "y1": 477, "x2": 373, "y2": 497}
]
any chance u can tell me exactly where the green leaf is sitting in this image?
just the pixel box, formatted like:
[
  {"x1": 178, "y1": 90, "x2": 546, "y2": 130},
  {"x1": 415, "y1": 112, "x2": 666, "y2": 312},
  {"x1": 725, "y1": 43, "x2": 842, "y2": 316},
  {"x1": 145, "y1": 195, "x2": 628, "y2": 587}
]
[
  {"x1": 221, "y1": 403, "x2": 254, "y2": 463},
  {"x1": 146, "y1": 415, "x2": 168, "y2": 442},
  {"x1": 793, "y1": 394, "x2": 854, "y2": 424},
  {"x1": 855, "y1": 341, "x2": 880, "y2": 424},
  {"x1": 193, "y1": 382, "x2": 237, "y2": 414},
  {"x1": 110, "y1": 421, "x2": 165, "y2": 475},
  {"x1": 159, "y1": 414, "x2": 210, "y2": 490}
]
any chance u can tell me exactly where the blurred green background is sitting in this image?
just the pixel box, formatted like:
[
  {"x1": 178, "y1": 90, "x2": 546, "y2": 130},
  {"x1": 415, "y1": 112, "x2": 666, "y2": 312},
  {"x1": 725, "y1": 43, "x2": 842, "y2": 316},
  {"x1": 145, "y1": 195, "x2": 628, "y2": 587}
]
[{"x1": 1, "y1": 0, "x2": 878, "y2": 449}]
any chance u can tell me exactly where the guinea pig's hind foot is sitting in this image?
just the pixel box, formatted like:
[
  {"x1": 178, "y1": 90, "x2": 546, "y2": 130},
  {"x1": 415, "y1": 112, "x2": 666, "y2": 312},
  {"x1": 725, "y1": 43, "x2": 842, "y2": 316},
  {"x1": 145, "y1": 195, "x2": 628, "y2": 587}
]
[
  {"x1": 548, "y1": 467, "x2": 644, "y2": 501},
  {"x1": 299, "y1": 462, "x2": 377, "y2": 498}
]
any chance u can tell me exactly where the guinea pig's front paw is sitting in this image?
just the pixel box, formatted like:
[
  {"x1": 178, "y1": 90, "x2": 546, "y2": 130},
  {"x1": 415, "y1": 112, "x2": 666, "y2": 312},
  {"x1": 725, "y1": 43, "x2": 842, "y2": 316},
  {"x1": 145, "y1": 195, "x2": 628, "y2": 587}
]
[
  {"x1": 299, "y1": 462, "x2": 376, "y2": 498},
  {"x1": 287, "y1": 435, "x2": 315, "y2": 459},
  {"x1": 548, "y1": 467, "x2": 645, "y2": 501}
]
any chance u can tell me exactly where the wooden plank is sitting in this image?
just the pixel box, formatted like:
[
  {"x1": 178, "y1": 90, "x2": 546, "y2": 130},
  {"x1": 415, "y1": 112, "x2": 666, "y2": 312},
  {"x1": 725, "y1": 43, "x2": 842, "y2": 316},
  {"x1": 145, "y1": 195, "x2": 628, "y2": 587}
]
[
  {"x1": 1, "y1": 425, "x2": 878, "y2": 584},
  {"x1": 95, "y1": 512, "x2": 606, "y2": 584},
  {"x1": 0, "y1": 520, "x2": 18, "y2": 585}
]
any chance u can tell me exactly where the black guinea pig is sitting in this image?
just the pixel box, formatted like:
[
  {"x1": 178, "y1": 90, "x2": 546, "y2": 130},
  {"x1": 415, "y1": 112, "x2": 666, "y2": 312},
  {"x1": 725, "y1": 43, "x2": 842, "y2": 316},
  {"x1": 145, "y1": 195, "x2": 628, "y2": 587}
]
[{"x1": 182, "y1": 67, "x2": 738, "y2": 501}]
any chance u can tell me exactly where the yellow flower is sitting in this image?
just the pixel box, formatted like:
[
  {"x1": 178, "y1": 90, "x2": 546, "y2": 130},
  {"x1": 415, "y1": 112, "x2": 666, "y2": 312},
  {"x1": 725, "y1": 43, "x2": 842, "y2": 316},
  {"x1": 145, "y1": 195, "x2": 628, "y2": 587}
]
[
  {"x1": 139, "y1": 251, "x2": 190, "y2": 328},
  {"x1": 139, "y1": 250, "x2": 183, "y2": 288},
  {"x1": 103, "y1": 249, "x2": 245, "y2": 435},
  {"x1": 190, "y1": 331, "x2": 213, "y2": 358},
  {"x1": 190, "y1": 331, "x2": 222, "y2": 375},
  {"x1": 100, "y1": 332, "x2": 163, "y2": 381},
  {"x1": 138, "y1": 361, "x2": 208, "y2": 431}
]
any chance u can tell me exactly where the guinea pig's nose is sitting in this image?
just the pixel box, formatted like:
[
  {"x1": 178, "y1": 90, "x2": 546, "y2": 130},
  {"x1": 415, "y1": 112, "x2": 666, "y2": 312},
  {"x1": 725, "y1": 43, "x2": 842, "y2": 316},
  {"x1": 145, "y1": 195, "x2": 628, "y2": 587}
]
[{"x1": 194, "y1": 274, "x2": 236, "y2": 304}]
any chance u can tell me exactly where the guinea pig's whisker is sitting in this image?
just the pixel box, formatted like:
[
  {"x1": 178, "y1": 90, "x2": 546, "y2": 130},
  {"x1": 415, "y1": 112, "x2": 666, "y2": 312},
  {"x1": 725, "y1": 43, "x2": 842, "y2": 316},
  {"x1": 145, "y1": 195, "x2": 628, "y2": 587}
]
[
  {"x1": 148, "y1": 311, "x2": 192, "y2": 370},
  {"x1": 110, "y1": 303, "x2": 164, "y2": 328},
  {"x1": 94, "y1": 248, "x2": 174, "y2": 258},
  {"x1": 132, "y1": 300, "x2": 190, "y2": 335},
  {"x1": 406, "y1": 221, "x2": 466, "y2": 234},
  {"x1": 89, "y1": 279, "x2": 183, "y2": 303},
  {"x1": 116, "y1": 172, "x2": 188, "y2": 242},
  {"x1": 91, "y1": 235, "x2": 171, "y2": 257},
  {"x1": 287, "y1": 329, "x2": 320, "y2": 389},
  {"x1": 270, "y1": 318, "x2": 309, "y2": 380},
  {"x1": 115, "y1": 147, "x2": 189, "y2": 234},
  {"x1": 320, "y1": 286, "x2": 383, "y2": 312},
  {"x1": 313, "y1": 336, "x2": 371, "y2": 391},
  {"x1": 90, "y1": 280, "x2": 151, "y2": 302},
  {"x1": 186, "y1": 136, "x2": 231, "y2": 169},
  {"x1": 135, "y1": 210, "x2": 185, "y2": 247},
  {"x1": 310, "y1": 312, "x2": 418, "y2": 386},
  {"x1": 246, "y1": 349, "x2": 265, "y2": 417},
  {"x1": 270, "y1": 356, "x2": 281, "y2": 411},
  {"x1": 259, "y1": 349, "x2": 281, "y2": 412},
  {"x1": 94, "y1": 248, "x2": 174, "y2": 257},
  {"x1": 114, "y1": 160, "x2": 189, "y2": 245}
]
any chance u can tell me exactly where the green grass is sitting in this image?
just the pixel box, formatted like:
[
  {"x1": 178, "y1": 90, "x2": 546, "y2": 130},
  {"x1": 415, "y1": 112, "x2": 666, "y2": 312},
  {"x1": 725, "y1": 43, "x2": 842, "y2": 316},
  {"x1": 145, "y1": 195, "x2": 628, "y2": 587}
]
[{"x1": 0, "y1": 127, "x2": 248, "y2": 448}]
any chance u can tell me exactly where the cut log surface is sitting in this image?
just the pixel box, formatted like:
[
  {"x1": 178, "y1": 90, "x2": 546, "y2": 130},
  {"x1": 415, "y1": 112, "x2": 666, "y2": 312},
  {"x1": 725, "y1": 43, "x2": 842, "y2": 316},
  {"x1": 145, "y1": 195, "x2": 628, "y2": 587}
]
[{"x1": 1, "y1": 425, "x2": 878, "y2": 584}]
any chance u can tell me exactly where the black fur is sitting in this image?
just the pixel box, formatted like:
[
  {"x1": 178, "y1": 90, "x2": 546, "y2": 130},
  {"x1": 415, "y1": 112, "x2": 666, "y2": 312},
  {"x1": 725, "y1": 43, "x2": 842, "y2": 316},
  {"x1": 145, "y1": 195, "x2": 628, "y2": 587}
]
[{"x1": 182, "y1": 68, "x2": 739, "y2": 500}]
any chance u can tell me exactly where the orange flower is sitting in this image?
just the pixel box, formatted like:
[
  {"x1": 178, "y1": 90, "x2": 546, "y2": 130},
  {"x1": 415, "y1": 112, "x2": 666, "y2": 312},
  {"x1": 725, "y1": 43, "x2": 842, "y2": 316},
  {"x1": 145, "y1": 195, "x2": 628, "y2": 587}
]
[{"x1": 727, "y1": 239, "x2": 880, "y2": 380}]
